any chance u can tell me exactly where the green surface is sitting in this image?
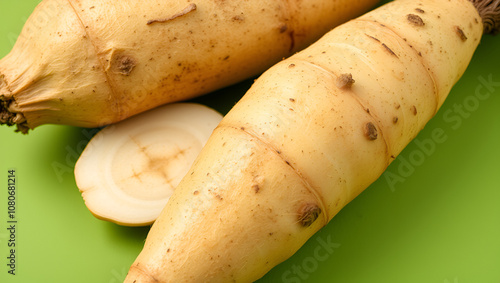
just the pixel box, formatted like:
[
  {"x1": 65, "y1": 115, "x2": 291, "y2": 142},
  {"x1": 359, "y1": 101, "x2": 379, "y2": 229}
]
[{"x1": 1, "y1": 1, "x2": 499, "y2": 283}]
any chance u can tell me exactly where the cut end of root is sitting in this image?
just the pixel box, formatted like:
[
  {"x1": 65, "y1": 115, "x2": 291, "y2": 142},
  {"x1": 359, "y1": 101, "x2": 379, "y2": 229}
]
[
  {"x1": 470, "y1": 0, "x2": 500, "y2": 35},
  {"x1": 0, "y1": 74, "x2": 29, "y2": 134},
  {"x1": 0, "y1": 96, "x2": 29, "y2": 134},
  {"x1": 75, "y1": 103, "x2": 223, "y2": 226}
]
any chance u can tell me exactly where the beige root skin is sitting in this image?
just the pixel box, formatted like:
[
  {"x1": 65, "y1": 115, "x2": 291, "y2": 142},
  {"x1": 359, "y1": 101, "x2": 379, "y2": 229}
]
[
  {"x1": 125, "y1": 0, "x2": 484, "y2": 282},
  {"x1": 127, "y1": 126, "x2": 328, "y2": 282},
  {"x1": 0, "y1": 0, "x2": 379, "y2": 133}
]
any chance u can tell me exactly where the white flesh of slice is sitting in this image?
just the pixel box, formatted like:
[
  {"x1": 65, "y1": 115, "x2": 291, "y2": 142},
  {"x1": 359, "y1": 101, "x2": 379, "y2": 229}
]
[{"x1": 74, "y1": 103, "x2": 223, "y2": 226}]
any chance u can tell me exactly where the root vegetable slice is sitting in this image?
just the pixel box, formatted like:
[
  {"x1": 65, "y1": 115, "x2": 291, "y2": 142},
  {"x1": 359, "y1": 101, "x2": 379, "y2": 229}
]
[{"x1": 74, "y1": 103, "x2": 223, "y2": 226}]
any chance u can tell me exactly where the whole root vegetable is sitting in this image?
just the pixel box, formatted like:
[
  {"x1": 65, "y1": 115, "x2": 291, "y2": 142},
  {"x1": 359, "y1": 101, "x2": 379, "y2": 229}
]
[
  {"x1": 125, "y1": 0, "x2": 499, "y2": 282},
  {"x1": 0, "y1": 0, "x2": 379, "y2": 133}
]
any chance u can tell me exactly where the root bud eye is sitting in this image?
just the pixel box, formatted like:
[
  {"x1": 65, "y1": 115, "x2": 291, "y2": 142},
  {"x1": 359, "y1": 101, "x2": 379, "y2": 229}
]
[
  {"x1": 455, "y1": 26, "x2": 468, "y2": 41},
  {"x1": 298, "y1": 203, "x2": 321, "y2": 227},
  {"x1": 336, "y1": 73, "x2": 355, "y2": 89},
  {"x1": 365, "y1": 122, "x2": 378, "y2": 141},
  {"x1": 115, "y1": 56, "x2": 136, "y2": 76},
  {"x1": 407, "y1": 14, "x2": 425, "y2": 26}
]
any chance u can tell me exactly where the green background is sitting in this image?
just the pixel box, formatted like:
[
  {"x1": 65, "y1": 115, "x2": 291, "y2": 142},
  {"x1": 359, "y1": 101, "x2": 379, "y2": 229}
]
[{"x1": 1, "y1": 1, "x2": 499, "y2": 282}]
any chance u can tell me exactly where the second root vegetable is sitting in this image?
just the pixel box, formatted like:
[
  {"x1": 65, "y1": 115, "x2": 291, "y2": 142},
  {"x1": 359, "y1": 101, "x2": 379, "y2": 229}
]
[
  {"x1": 0, "y1": 0, "x2": 379, "y2": 133},
  {"x1": 124, "y1": 0, "x2": 498, "y2": 281}
]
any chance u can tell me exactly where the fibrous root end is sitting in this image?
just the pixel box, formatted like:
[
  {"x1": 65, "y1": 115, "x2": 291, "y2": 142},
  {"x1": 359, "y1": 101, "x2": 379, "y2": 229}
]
[
  {"x1": 0, "y1": 72, "x2": 29, "y2": 134},
  {"x1": 470, "y1": 0, "x2": 500, "y2": 35},
  {"x1": 0, "y1": 96, "x2": 29, "y2": 134}
]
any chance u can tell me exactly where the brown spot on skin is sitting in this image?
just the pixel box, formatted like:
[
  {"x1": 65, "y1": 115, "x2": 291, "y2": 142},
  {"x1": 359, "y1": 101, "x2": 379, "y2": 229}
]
[
  {"x1": 114, "y1": 55, "x2": 136, "y2": 76},
  {"x1": 393, "y1": 117, "x2": 399, "y2": 124},
  {"x1": 253, "y1": 184, "x2": 260, "y2": 193},
  {"x1": 455, "y1": 26, "x2": 468, "y2": 41},
  {"x1": 193, "y1": 190, "x2": 199, "y2": 195},
  {"x1": 382, "y1": 43, "x2": 398, "y2": 58},
  {"x1": 298, "y1": 203, "x2": 321, "y2": 227},
  {"x1": 288, "y1": 64, "x2": 296, "y2": 68},
  {"x1": 280, "y1": 24, "x2": 288, "y2": 33},
  {"x1": 415, "y1": 8, "x2": 425, "y2": 13},
  {"x1": 365, "y1": 34, "x2": 380, "y2": 42},
  {"x1": 232, "y1": 15, "x2": 244, "y2": 21},
  {"x1": 407, "y1": 14, "x2": 425, "y2": 26},
  {"x1": 289, "y1": 98, "x2": 295, "y2": 102},
  {"x1": 365, "y1": 122, "x2": 378, "y2": 140},
  {"x1": 336, "y1": 73, "x2": 355, "y2": 89},
  {"x1": 411, "y1": 105, "x2": 418, "y2": 115},
  {"x1": 147, "y1": 3, "x2": 197, "y2": 25}
]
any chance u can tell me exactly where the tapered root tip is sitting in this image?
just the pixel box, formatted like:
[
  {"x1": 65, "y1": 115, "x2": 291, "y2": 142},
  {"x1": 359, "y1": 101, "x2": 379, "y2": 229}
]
[{"x1": 470, "y1": 0, "x2": 500, "y2": 35}]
